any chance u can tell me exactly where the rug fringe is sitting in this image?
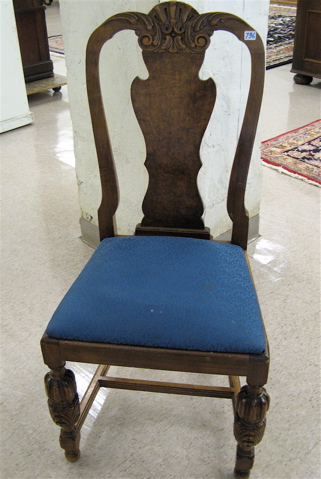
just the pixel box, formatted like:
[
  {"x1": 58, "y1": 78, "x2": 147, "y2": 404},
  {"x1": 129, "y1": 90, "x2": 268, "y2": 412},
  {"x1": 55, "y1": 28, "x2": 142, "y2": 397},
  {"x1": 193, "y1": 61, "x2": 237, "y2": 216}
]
[{"x1": 262, "y1": 161, "x2": 321, "y2": 187}]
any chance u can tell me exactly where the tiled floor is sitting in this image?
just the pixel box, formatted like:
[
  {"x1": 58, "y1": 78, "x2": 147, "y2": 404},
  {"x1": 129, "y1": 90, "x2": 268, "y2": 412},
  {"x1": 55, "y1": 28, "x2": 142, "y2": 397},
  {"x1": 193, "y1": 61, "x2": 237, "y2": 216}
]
[{"x1": 1, "y1": 2, "x2": 321, "y2": 479}]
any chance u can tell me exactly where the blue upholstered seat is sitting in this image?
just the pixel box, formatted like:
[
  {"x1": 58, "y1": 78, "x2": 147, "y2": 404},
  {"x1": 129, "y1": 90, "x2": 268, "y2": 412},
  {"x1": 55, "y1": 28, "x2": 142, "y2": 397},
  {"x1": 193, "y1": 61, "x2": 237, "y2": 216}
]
[{"x1": 46, "y1": 236, "x2": 266, "y2": 354}]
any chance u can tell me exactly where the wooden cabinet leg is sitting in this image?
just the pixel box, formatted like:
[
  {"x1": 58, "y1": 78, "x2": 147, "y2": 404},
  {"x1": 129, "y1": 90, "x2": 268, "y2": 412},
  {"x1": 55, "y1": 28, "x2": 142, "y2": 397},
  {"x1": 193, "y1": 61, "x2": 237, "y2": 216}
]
[
  {"x1": 293, "y1": 74, "x2": 313, "y2": 85},
  {"x1": 44, "y1": 364, "x2": 81, "y2": 462},
  {"x1": 233, "y1": 385, "x2": 270, "y2": 479}
]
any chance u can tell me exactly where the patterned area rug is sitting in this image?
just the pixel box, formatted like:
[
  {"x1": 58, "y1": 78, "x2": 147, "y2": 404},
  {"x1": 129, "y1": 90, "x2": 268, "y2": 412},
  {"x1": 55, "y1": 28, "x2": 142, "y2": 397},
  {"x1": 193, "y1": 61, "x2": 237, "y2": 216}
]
[
  {"x1": 266, "y1": 5, "x2": 296, "y2": 69},
  {"x1": 261, "y1": 120, "x2": 321, "y2": 187},
  {"x1": 48, "y1": 35, "x2": 64, "y2": 55},
  {"x1": 48, "y1": 6, "x2": 296, "y2": 68}
]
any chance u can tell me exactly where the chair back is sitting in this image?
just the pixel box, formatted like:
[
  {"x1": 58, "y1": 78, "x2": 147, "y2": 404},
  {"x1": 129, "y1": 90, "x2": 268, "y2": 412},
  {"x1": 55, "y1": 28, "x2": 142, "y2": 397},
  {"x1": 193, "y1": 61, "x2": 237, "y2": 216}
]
[{"x1": 86, "y1": 1, "x2": 265, "y2": 249}]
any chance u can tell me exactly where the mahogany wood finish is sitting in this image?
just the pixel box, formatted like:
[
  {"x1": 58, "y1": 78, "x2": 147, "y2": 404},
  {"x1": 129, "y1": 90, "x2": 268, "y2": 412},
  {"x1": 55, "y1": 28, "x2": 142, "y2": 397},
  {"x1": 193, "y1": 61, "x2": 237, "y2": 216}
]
[
  {"x1": 13, "y1": 0, "x2": 54, "y2": 83},
  {"x1": 234, "y1": 385, "x2": 270, "y2": 478},
  {"x1": 41, "y1": 3, "x2": 269, "y2": 477},
  {"x1": 132, "y1": 52, "x2": 215, "y2": 231},
  {"x1": 45, "y1": 364, "x2": 81, "y2": 462},
  {"x1": 271, "y1": 1, "x2": 297, "y2": 5},
  {"x1": 291, "y1": 0, "x2": 321, "y2": 84}
]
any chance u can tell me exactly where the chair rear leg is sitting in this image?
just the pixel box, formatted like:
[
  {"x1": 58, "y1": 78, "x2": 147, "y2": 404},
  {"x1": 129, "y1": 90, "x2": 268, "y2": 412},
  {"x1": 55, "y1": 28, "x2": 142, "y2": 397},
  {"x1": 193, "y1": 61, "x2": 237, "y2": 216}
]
[
  {"x1": 44, "y1": 364, "x2": 81, "y2": 462},
  {"x1": 233, "y1": 384, "x2": 270, "y2": 478}
]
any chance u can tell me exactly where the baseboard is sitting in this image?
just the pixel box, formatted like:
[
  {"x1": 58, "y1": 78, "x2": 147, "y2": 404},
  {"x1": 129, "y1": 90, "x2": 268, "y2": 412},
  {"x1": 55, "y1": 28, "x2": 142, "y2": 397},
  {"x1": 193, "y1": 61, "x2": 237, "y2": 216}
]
[
  {"x1": 80, "y1": 218, "x2": 100, "y2": 249},
  {"x1": 0, "y1": 112, "x2": 33, "y2": 133},
  {"x1": 214, "y1": 214, "x2": 260, "y2": 244},
  {"x1": 80, "y1": 215, "x2": 260, "y2": 249}
]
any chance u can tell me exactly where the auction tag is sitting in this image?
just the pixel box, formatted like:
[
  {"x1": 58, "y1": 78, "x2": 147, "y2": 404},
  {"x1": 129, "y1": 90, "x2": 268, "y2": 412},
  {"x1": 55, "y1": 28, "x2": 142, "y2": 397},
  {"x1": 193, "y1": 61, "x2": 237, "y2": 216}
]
[{"x1": 244, "y1": 31, "x2": 257, "y2": 40}]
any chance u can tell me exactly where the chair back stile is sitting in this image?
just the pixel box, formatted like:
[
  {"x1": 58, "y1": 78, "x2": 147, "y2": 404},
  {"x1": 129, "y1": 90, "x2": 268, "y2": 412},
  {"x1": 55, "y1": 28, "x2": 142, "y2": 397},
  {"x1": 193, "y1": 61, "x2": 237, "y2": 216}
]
[{"x1": 86, "y1": 3, "x2": 265, "y2": 248}]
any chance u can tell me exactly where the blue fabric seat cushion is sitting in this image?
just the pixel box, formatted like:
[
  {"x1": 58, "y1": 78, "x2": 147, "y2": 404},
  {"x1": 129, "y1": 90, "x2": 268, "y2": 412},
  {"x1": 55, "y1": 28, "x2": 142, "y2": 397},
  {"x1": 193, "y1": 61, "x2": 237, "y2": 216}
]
[{"x1": 46, "y1": 236, "x2": 266, "y2": 354}]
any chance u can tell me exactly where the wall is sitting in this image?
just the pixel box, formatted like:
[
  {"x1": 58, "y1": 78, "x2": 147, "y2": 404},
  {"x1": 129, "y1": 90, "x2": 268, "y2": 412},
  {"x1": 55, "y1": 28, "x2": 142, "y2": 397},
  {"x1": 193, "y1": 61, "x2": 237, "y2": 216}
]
[
  {"x1": 0, "y1": 0, "x2": 33, "y2": 133},
  {"x1": 60, "y1": 0, "x2": 269, "y2": 246}
]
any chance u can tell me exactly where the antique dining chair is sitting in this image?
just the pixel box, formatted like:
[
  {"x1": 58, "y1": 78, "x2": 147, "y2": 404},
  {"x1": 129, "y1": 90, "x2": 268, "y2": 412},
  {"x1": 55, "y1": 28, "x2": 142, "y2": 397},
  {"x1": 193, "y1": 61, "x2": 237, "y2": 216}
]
[{"x1": 41, "y1": 2, "x2": 270, "y2": 478}]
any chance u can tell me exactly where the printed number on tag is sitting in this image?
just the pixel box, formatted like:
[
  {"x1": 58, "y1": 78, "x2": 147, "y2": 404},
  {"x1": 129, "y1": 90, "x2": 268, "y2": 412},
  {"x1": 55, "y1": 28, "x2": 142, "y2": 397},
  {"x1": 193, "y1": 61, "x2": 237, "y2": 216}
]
[{"x1": 244, "y1": 31, "x2": 256, "y2": 41}]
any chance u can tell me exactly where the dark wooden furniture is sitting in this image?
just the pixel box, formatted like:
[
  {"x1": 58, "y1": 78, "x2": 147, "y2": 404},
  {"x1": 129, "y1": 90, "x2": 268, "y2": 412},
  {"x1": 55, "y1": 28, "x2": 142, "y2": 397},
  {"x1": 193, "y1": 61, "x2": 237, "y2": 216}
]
[
  {"x1": 13, "y1": 0, "x2": 53, "y2": 83},
  {"x1": 291, "y1": 0, "x2": 321, "y2": 84},
  {"x1": 41, "y1": 3, "x2": 270, "y2": 478},
  {"x1": 271, "y1": 1, "x2": 297, "y2": 5}
]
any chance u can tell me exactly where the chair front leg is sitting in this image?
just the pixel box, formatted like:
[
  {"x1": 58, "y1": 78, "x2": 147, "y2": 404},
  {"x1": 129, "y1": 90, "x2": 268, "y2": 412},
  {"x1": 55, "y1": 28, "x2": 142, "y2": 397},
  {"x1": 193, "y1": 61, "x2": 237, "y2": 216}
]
[
  {"x1": 44, "y1": 364, "x2": 81, "y2": 462},
  {"x1": 233, "y1": 384, "x2": 270, "y2": 479}
]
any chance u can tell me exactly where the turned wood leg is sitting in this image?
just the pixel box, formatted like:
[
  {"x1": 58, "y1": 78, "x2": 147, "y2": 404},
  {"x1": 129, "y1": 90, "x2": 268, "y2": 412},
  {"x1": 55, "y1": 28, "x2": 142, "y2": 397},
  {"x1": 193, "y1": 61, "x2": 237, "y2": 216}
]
[
  {"x1": 44, "y1": 364, "x2": 81, "y2": 462},
  {"x1": 233, "y1": 385, "x2": 270, "y2": 479}
]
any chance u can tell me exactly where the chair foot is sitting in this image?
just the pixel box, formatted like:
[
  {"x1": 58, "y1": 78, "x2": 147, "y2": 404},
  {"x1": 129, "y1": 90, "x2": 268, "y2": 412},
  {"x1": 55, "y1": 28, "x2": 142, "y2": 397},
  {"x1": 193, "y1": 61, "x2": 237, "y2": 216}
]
[
  {"x1": 233, "y1": 385, "x2": 270, "y2": 478},
  {"x1": 234, "y1": 445, "x2": 254, "y2": 478},
  {"x1": 60, "y1": 429, "x2": 81, "y2": 462},
  {"x1": 45, "y1": 364, "x2": 81, "y2": 461}
]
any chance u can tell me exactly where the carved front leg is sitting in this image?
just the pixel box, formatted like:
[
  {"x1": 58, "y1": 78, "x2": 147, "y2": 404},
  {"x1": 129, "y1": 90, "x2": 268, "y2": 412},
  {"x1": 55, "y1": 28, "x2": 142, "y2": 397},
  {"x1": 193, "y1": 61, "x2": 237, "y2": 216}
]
[
  {"x1": 45, "y1": 364, "x2": 81, "y2": 462},
  {"x1": 233, "y1": 385, "x2": 270, "y2": 479}
]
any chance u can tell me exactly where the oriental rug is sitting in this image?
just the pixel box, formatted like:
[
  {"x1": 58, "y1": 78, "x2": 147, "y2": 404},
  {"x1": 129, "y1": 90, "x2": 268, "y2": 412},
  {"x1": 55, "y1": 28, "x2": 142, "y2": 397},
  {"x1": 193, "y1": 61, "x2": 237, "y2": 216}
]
[
  {"x1": 266, "y1": 5, "x2": 296, "y2": 69},
  {"x1": 48, "y1": 5, "x2": 297, "y2": 68},
  {"x1": 48, "y1": 35, "x2": 64, "y2": 55},
  {"x1": 261, "y1": 120, "x2": 321, "y2": 187}
]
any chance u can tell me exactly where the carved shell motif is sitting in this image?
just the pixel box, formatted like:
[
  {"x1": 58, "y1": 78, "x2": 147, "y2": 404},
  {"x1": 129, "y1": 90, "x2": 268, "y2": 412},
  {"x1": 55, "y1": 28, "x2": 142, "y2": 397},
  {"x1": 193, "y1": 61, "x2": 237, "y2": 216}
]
[
  {"x1": 140, "y1": 2, "x2": 199, "y2": 52},
  {"x1": 118, "y1": 1, "x2": 228, "y2": 53}
]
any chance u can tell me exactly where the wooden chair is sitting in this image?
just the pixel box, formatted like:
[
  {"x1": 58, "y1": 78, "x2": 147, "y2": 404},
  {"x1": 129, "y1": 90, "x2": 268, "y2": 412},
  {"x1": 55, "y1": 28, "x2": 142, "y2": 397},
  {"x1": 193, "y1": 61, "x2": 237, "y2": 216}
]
[{"x1": 41, "y1": 2, "x2": 270, "y2": 478}]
